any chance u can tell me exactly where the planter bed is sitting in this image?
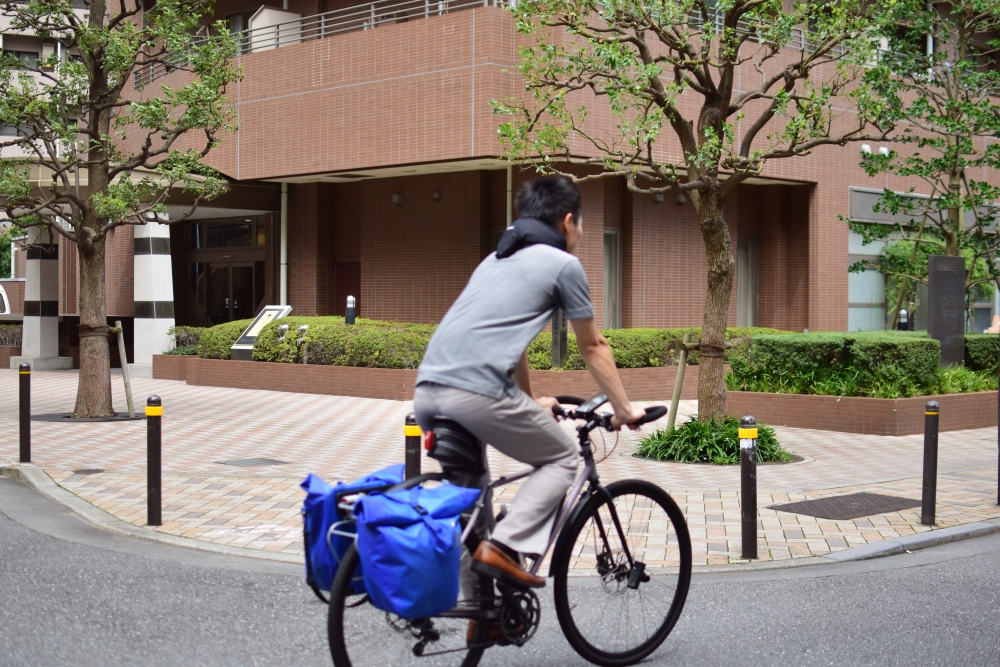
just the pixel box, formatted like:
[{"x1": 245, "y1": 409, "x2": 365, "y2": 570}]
[
  {"x1": 1, "y1": 346, "x2": 21, "y2": 369},
  {"x1": 725, "y1": 390, "x2": 997, "y2": 436},
  {"x1": 152, "y1": 356, "x2": 701, "y2": 402}
]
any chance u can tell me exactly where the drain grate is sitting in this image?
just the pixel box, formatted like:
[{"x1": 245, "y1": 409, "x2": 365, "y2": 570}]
[
  {"x1": 769, "y1": 492, "x2": 921, "y2": 520},
  {"x1": 216, "y1": 458, "x2": 289, "y2": 468},
  {"x1": 72, "y1": 469, "x2": 104, "y2": 475}
]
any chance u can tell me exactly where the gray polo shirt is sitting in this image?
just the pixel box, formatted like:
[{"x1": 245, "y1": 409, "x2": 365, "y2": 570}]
[{"x1": 417, "y1": 244, "x2": 594, "y2": 399}]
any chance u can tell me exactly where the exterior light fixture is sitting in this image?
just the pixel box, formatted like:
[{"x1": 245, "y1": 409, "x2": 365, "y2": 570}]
[
  {"x1": 391, "y1": 193, "x2": 403, "y2": 206},
  {"x1": 296, "y1": 324, "x2": 309, "y2": 364},
  {"x1": 652, "y1": 193, "x2": 665, "y2": 203},
  {"x1": 879, "y1": 146, "x2": 890, "y2": 156},
  {"x1": 860, "y1": 143, "x2": 872, "y2": 156},
  {"x1": 277, "y1": 324, "x2": 290, "y2": 342},
  {"x1": 432, "y1": 190, "x2": 441, "y2": 201},
  {"x1": 345, "y1": 295, "x2": 357, "y2": 325},
  {"x1": 675, "y1": 193, "x2": 687, "y2": 205}
]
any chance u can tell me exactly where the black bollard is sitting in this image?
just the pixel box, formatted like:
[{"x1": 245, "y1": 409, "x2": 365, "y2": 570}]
[
  {"x1": 922, "y1": 400, "x2": 940, "y2": 526},
  {"x1": 19, "y1": 362, "x2": 30, "y2": 463},
  {"x1": 146, "y1": 396, "x2": 162, "y2": 526},
  {"x1": 405, "y1": 413, "x2": 421, "y2": 480},
  {"x1": 739, "y1": 415, "x2": 758, "y2": 560}
]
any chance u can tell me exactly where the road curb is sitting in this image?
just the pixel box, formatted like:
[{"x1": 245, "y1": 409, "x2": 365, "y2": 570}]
[
  {"x1": 0, "y1": 463, "x2": 302, "y2": 566},
  {"x1": 2, "y1": 461, "x2": 997, "y2": 573},
  {"x1": 819, "y1": 520, "x2": 1000, "y2": 562}
]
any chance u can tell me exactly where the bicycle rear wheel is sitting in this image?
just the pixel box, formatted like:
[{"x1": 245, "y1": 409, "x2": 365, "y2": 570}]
[
  {"x1": 327, "y1": 544, "x2": 493, "y2": 667},
  {"x1": 551, "y1": 479, "x2": 692, "y2": 667}
]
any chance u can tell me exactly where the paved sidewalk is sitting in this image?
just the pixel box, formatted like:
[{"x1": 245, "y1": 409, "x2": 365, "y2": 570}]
[{"x1": 1, "y1": 369, "x2": 998, "y2": 566}]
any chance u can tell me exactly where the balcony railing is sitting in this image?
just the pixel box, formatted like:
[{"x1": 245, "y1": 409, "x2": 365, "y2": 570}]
[{"x1": 134, "y1": 0, "x2": 509, "y2": 88}]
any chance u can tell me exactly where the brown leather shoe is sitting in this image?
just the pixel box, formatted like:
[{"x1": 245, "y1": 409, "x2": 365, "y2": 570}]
[{"x1": 471, "y1": 541, "x2": 545, "y2": 588}]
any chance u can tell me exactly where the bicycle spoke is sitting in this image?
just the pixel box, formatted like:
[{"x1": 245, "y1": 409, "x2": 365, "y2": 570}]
[{"x1": 554, "y1": 481, "x2": 692, "y2": 665}]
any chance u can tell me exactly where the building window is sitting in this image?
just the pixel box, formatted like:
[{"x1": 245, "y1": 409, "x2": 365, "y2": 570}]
[
  {"x1": 603, "y1": 228, "x2": 621, "y2": 330},
  {"x1": 736, "y1": 237, "x2": 758, "y2": 327},
  {"x1": 3, "y1": 51, "x2": 39, "y2": 68}
]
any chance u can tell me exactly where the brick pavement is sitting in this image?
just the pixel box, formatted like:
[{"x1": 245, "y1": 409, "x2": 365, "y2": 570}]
[{"x1": 1, "y1": 369, "x2": 998, "y2": 566}]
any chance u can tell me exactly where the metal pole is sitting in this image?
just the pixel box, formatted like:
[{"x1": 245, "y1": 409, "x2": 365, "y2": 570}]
[
  {"x1": 666, "y1": 333, "x2": 690, "y2": 432},
  {"x1": 740, "y1": 415, "x2": 758, "y2": 560},
  {"x1": 115, "y1": 320, "x2": 134, "y2": 418},
  {"x1": 922, "y1": 400, "x2": 940, "y2": 526},
  {"x1": 997, "y1": 334, "x2": 999, "y2": 506},
  {"x1": 19, "y1": 362, "x2": 30, "y2": 463},
  {"x1": 280, "y1": 183, "x2": 288, "y2": 305},
  {"x1": 146, "y1": 396, "x2": 162, "y2": 526},
  {"x1": 405, "y1": 413, "x2": 422, "y2": 480}
]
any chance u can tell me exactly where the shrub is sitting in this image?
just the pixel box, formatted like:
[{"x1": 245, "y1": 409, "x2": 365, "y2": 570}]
[
  {"x1": 727, "y1": 332, "x2": 942, "y2": 398},
  {"x1": 965, "y1": 334, "x2": 999, "y2": 373},
  {"x1": 166, "y1": 325, "x2": 206, "y2": 355},
  {"x1": 527, "y1": 326, "x2": 789, "y2": 370},
  {"x1": 636, "y1": 417, "x2": 790, "y2": 465},
  {"x1": 197, "y1": 319, "x2": 254, "y2": 359},
  {"x1": 252, "y1": 317, "x2": 435, "y2": 369},
  {"x1": 0, "y1": 324, "x2": 22, "y2": 346},
  {"x1": 938, "y1": 365, "x2": 998, "y2": 393}
]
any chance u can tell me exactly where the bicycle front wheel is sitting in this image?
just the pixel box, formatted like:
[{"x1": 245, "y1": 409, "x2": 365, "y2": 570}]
[
  {"x1": 327, "y1": 544, "x2": 492, "y2": 667},
  {"x1": 551, "y1": 479, "x2": 692, "y2": 667}
]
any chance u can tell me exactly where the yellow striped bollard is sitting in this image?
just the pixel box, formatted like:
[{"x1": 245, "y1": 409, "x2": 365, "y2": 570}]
[{"x1": 739, "y1": 415, "x2": 758, "y2": 560}]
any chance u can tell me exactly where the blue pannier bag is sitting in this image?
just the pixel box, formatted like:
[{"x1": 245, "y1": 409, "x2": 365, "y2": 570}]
[
  {"x1": 355, "y1": 483, "x2": 480, "y2": 619},
  {"x1": 301, "y1": 463, "x2": 405, "y2": 601}
]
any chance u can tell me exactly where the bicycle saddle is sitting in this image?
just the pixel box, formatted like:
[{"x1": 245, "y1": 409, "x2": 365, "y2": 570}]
[{"x1": 424, "y1": 417, "x2": 486, "y2": 477}]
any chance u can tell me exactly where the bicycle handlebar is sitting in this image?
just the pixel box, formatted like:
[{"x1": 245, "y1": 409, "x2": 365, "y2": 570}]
[{"x1": 552, "y1": 395, "x2": 666, "y2": 430}]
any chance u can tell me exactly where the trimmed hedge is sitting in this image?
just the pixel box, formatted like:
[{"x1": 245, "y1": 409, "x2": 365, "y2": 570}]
[
  {"x1": 727, "y1": 332, "x2": 943, "y2": 398},
  {"x1": 965, "y1": 334, "x2": 999, "y2": 373},
  {"x1": 527, "y1": 327, "x2": 790, "y2": 370},
  {"x1": 0, "y1": 324, "x2": 21, "y2": 347},
  {"x1": 197, "y1": 319, "x2": 253, "y2": 360},
  {"x1": 252, "y1": 317, "x2": 435, "y2": 369}
]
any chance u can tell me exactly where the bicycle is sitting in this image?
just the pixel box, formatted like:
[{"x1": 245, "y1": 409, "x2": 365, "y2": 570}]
[{"x1": 326, "y1": 393, "x2": 693, "y2": 667}]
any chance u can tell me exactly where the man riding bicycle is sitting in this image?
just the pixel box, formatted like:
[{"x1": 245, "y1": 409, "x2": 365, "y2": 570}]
[{"x1": 414, "y1": 175, "x2": 645, "y2": 589}]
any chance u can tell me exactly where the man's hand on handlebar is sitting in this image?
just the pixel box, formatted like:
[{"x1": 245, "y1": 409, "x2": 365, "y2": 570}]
[
  {"x1": 611, "y1": 404, "x2": 648, "y2": 431},
  {"x1": 536, "y1": 396, "x2": 560, "y2": 416}
]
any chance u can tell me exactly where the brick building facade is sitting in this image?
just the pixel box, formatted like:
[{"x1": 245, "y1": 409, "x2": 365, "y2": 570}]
[{"x1": 4, "y1": 1, "x2": 999, "y2": 366}]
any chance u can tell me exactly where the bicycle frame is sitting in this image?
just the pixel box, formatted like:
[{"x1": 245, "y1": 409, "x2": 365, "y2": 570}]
[{"x1": 458, "y1": 418, "x2": 635, "y2": 577}]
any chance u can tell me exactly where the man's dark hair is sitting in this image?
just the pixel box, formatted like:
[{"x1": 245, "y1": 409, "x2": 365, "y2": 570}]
[{"x1": 515, "y1": 176, "x2": 582, "y2": 228}]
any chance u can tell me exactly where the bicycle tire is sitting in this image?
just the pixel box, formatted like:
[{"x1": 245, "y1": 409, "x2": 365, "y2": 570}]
[
  {"x1": 551, "y1": 479, "x2": 692, "y2": 667},
  {"x1": 327, "y1": 543, "x2": 492, "y2": 667}
]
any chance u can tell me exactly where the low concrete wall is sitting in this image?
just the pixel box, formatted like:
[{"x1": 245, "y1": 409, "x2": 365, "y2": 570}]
[
  {"x1": 0, "y1": 346, "x2": 21, "y2": 369},
  {"x1": 154, "y1": 356, "x2": 700, "y2": 401},
  {"x1": 725, "y1": 390, "x2": 998, "y2": 435}
]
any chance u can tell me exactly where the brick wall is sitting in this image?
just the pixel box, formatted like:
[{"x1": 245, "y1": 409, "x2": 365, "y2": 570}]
[
  {"x1": 0, "y1": 280, "x2": 24, "y2": 314},
  {"x1": 166, "y1": 356, "x2": 700, "y2": 401},
  {"x1": 0, "y1": 346, "x2": 20, "y2": 368},
  {"x1": 725, "y1": 390, "x2": 998, "y2": 435}
]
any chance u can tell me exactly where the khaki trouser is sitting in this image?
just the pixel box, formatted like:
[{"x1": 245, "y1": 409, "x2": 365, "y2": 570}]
[{"x1": 413, "y1": 383, "x2": 579, "y2": 556}]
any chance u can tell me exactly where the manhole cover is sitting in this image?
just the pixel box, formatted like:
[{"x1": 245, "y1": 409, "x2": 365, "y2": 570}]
[
  {"x1": 216, "y1": 458, "x2": 288, "y2": 467},
  {"x1": 769, "y1": 492, "x2": 921, "y2": 520},
  {"x1": 72, "y1": 469, "x2": 104, "y2": 475}
]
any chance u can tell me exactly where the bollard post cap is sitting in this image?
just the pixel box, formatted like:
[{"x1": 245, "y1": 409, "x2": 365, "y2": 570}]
[
  {"x1": 405, "y1": 413, "x2": 418, "y2": 425},
  {"x1": 925, "y1": 400, "x2": 940, "y2": 414},
  {"x1": 147, "y1": 395, "x2": 162, "y2": 406},
  {"x1": 740, "y1": 415, "x2": 756, "y2": 427},
  {"x1": 18, "y1": 362, "x2": 30, "y2": 372}
]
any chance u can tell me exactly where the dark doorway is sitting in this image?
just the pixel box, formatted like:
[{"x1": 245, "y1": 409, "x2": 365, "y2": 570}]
[{"x1": 335, "y1": 262, "x2": 361, "y2": 316}]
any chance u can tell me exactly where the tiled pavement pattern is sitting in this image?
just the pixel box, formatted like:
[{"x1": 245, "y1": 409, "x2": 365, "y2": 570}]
[{"x1": 2, "y1": 369, "x2": 998, "y2": 566}]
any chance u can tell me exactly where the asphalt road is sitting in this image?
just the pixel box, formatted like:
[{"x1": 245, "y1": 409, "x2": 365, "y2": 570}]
[{"x1": 1, "y1": 475, "x2": 999, "y2": 667}]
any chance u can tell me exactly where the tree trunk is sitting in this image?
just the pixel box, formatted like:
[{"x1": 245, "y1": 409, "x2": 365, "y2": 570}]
[
  {"x1": 73, "y1": 235, "x2": 114, "y2": 418},
  {"x1": 696, "y1": 189, "x2": 735, "y2": 422}
]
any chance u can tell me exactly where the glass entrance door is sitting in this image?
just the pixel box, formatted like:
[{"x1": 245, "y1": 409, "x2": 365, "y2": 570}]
[{"x1": 201, "y1": 263, "x2": 260, "y2": 324}]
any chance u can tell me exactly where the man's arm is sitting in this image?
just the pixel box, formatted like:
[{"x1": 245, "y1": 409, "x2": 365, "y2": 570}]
[{"x1": 571, "y1": 317, "x2": 645, "y2": 428}]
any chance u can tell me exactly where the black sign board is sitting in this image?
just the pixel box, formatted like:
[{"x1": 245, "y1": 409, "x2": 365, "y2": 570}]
[{"x1": 927, "y1": 255, "x2": 966, "y2": 366}]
